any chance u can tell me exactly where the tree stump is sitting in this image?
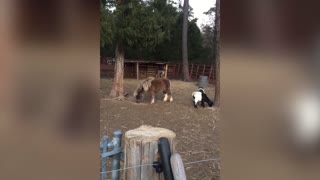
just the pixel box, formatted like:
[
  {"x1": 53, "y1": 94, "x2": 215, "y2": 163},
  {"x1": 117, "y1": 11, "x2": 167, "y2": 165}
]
[{"x1": 124, "y1": 125, "x2": 176, "y2": 180}]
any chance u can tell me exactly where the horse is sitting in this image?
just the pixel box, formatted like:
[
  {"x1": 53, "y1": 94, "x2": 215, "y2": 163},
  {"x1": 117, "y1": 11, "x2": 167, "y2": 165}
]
[{"x1": 133, "y1": 77, "x2": 173, "y2": 104}]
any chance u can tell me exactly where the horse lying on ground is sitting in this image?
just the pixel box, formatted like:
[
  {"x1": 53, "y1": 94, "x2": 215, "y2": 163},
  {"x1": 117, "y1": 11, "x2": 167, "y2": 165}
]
[
  {"x1": 133, "y1": 77, "x2": 173, "y2": 104},
  {"x1": 192, "y1": 87, "x2": 214, "y2": 108}
]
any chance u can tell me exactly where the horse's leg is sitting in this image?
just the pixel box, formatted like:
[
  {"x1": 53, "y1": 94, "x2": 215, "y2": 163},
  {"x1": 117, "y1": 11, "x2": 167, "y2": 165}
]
[
  {"x1": 167, "y1": 88, "x2": 173, "y2": 102},
  {"x1": 169, "y1": 95, "x2": 173, "y2": 102},
  {"x1": 150, "y1": 92, "x2": 155, "y2": 104},
  {"x1": 163, "y1": 93, "x2": 168, "y2": 101},
  {"x1": 163, "y1": 90, "x2": 168, "y2": 101}
]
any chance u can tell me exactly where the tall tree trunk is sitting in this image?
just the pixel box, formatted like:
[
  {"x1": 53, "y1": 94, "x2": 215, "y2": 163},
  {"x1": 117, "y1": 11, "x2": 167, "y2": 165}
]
[
  {"x1": 182, "y1": 0, "x2": 191, "y2": 81},
  {"x1": 214, "y1": 0, "x2": 220, "y2": 107},
  {"x1": 109, "y1": 42, "x2": 125, "y2": 98},
  {"x1": 252, "y1": 0, "x2": 282, "y2": 50}
]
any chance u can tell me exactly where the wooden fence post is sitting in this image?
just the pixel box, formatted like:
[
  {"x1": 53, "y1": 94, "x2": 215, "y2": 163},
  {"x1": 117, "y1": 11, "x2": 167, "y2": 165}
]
[
  {"x1": 190, "y1": 64, "x2": 194, "y2": 79},
  {"x1": 165, "y1": 64, "x2": 168, "y2": 78},
  {"x1": 202, "y1": 65, "x2": 206, "y2": 75},
  {"x1": 196, "y1": 64, "x2": 200, "y2": 79},
  {"x1": 209, "y1": 64, "x2": 213, "y2": 81},
  {"x1": 176, "y1": 64, "x2": 181, "y2": 76},
  {"x1": 124, "y1": 125, "x2": 176, "y2": 180},
  {"x1": 136, "y1": 62, "x2": 139, "y2": 80}
]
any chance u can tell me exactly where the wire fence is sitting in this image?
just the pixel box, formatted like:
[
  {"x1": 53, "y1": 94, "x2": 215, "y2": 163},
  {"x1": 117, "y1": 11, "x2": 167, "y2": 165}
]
[
  {"x1": 101, "y1": 130, "x2": 220, "y2": 179},
  {"x1": 100, "y1": 157, "x2": 220, "y2": 174}
]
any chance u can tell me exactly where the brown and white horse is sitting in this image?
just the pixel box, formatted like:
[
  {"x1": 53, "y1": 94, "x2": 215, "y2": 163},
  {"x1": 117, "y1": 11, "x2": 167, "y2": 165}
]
[{"x1": 133, "y1": 77, "x2": 173, "y2": 104}]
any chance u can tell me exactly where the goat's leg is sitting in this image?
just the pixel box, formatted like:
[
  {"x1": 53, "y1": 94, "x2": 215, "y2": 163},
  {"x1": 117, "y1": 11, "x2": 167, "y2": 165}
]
[
  {"x1": 193, "y1": 96, "x2": 198, "y2": 108},
  {"x1": 194, "y1": 100, "x2": 198, "y2": 108},
  {"x1": 201, "y1": 100, "x2": 205, "y2": 108},
  {"x1": 208, "y1": 100, "x2": 213, "y2": 107}
]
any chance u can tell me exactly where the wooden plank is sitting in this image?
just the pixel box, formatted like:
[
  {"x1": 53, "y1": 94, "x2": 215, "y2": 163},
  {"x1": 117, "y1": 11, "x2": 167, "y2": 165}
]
[
  {"x1": 136, "y1": 62, "x2": 139, "y2": 80},
  {"x1": 165, "y1": 64, "x2": 168, "y2": 78},
  {"x1": 202, "y1": 65, "x2": 206, "y2": 75},
  {"x1": 209, "y1": 64, "x2": 213, "y2": 80},
  {"x1": 124, "y1": 138, "x2": 142, "y2": 180},
  {"x1": 141, "y1": 141, "x2": 157, "y2": 179},
  {"x1": 176, "y1": 64, "x2": 180, "y2": 76},
  {"x1": 175, "y1": 64, "x2": 179, "y2": 76},
  {"x1": 196, "y1": 64, "x2": 200, "y2": 79},
  {"x1": 124, "y1": 126, "x2": 176, "y2": 180},
  {"x1": 100, "y1": 64, "x2": 114, "y2": 71},
  {"x1": 190, "y1": 64, "x2": 194, "y2": 79},
  {"x1": 171, "y1": 153, "x2": 186, "y2": 180}
]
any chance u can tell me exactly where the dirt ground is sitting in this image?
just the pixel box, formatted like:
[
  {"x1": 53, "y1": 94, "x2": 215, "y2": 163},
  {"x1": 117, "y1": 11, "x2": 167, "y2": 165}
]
[{"x1": 100, "y1": 78, "x2": 220, "y2": 180}]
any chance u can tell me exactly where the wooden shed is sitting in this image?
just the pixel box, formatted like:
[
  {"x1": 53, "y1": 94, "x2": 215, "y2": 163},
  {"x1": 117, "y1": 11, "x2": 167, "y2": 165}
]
[{"x1": 124, "y1": 60, "x2": 170, "y2": 80}]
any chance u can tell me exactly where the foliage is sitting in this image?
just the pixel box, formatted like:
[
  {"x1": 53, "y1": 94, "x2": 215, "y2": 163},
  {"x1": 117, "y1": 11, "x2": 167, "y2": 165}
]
[
  {"x1": 100, "y1": 0, "x2": 177, "y2": 49},
  {"x1": 100, "y1": 0, "x2": 115, "y2": 47},
  {"x1": 201, "y1": 6, "x2": 217, "y2": 63},
  {"x1": 154, "y1": 13, "x2": 209, "y2": 63},
  {"x1": 201, "y1": 24, "x2": 215, "y2": 62},
  {"x1": 100, "y1": 0, "x2": 216, "y2": 64},
  {"x1": 203, "y1": 7, "x2": 216, "y2": 27}
]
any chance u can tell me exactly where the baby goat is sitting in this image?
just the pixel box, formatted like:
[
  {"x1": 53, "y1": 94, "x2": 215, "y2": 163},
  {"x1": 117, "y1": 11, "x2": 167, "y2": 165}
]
[{"x1": 192, "y1": 87, "x2": 214, "y2": 108}]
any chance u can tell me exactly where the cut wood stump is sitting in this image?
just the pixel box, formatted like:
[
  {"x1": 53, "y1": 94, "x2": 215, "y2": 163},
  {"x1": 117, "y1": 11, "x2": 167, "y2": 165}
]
[{"x1": 124, "y1": 125, "x2": 176, "y2": 180}]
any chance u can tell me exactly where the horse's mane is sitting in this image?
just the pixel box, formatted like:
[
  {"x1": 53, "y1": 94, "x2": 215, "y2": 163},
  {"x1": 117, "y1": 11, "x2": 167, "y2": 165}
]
[{"x1": 133, "y1": 77, "x2": 155, "y2": 96}]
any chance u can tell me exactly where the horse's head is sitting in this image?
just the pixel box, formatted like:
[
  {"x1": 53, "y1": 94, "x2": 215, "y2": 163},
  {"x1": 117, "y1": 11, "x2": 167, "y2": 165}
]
[
  {"x1": 133, "y1": 77, "x2": 154, "y2": 103},
  {"x1": 133, "y1": 85, "x2": 145, "y2": 103},
  {"x1": 135, "y1": 92, "x2": 144, "y2": 103}
]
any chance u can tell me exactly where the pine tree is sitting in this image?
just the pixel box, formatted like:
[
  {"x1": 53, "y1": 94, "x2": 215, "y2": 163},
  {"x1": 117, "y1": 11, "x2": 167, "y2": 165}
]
[{"x1": 100, "y1": 0, "x2": 177, "y2": 97}]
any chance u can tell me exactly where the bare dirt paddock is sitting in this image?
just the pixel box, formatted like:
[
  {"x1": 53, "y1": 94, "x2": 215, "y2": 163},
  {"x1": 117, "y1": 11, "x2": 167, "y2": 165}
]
[{"x1": 100, "y1": 78, "x2": 220, "y2": 180}]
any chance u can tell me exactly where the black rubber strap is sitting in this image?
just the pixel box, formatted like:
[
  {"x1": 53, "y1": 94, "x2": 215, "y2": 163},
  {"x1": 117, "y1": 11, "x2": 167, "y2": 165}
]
[{"x1": 158, "y1": 137, "x2": 174, "y2": 180}]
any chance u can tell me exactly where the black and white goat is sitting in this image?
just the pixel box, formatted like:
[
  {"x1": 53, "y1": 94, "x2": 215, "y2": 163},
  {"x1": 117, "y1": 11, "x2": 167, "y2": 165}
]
[{"x1": 192, "y1": 87, "x2": 214, "y2": 108}]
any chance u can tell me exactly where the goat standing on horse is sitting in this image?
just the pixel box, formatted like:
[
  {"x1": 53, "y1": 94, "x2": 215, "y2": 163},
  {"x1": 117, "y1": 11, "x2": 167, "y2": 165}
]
[{"x1": 134, "y1": 77, "x2": 173, "y2": 104}]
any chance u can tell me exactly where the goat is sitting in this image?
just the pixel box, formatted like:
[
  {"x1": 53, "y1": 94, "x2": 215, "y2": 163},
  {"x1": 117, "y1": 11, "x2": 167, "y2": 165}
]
[{"x1": 192, "y1": 87, "x2": 214, "y2": 108}]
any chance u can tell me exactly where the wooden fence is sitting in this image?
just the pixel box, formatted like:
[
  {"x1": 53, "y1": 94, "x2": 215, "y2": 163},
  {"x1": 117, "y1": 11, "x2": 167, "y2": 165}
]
[
  {"x1": 101, "y1": 63, "x2": 215, "y2": 83},
  {"x1": 168, "y1": 64, "x2": 215, "y2": 82}
]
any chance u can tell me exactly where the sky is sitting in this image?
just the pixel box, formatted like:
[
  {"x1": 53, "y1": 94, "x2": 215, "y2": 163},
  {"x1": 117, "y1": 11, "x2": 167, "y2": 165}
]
[{"x1": 174, "y1": 0, "x2": 216, "y2": 29}]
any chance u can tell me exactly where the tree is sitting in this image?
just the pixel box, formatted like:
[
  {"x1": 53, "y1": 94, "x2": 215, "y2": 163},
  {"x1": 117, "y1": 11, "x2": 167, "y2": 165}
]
[
  {"x1": 108, "y1": 0, "x2": 126, "y2": 98},
  {"x1": 202, "y1": 7, "x2": 216, "y2": 62},
  {"x1": 100, "y1": 0, "x2": 176, "y2": 98},
  {"x1": 213, "y1": 0, "x2": 220, "y2": 107},
  {"x1": 154, "y1": 13, "x2": 206, "y2": 64},
  {"x1": 100, "y1": 0, "x2": 114, "y2": 47},
  {"x1": 182, "y1": 0, "x2": 191, "y2": 81},
  {"x1": 101, "y1": 2, "x2": 211, "y2": 64}
]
